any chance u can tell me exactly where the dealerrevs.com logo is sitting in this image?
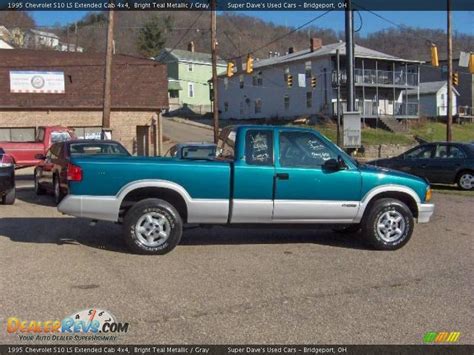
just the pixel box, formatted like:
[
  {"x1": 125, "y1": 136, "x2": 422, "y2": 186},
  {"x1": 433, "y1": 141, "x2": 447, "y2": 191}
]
[{"x1": 7, "y1": 308, "x2": 129, "y2": 342}]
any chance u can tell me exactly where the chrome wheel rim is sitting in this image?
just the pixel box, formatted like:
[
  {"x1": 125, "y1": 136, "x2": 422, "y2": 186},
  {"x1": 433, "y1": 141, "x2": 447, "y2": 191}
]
[
  {"x1": 135, "y1": 212, "x2": 171, "y2": 247},
  {"x1": 460, "y1": 174, "x2": 473, "y2": 190},
  {"x1": 376, "y1": 210, "x2": 406, "y2": 243}
]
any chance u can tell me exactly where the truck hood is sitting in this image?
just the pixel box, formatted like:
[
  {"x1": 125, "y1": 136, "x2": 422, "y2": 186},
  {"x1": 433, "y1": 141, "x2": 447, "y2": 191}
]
[{"x1": 358, "y1": 163, "x2": 427, "y2": 184}]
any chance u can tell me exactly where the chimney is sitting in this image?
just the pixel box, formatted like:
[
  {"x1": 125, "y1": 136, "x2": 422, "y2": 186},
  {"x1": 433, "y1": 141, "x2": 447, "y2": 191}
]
[
  {"x1": 288, "y1": 47, "x2": 295, "y2": 54},
  {"x1": 187, "y1": 41, "x2": 195, "y2": 52},
  {"x1": 310, "y1": 38, "x2": 322, "y2": 52}
]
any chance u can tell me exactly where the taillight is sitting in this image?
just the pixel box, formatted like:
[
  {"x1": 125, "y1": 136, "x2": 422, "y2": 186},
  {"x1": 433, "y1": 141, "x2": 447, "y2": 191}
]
[
  {"x1": 0, "y1": 154, "x2": 14, "y2": 167},
  {"x1": 67, "y1": 163, "x2": 83, "y2": 181}
]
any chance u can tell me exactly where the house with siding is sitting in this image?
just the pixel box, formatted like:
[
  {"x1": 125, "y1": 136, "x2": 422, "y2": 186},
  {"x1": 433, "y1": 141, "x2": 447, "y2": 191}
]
[
  {"x1": 406, "y1": 81, "x2": 459, "y2": 117},
  {"x1": 155, "y1": 42, "x2": 226, "y2": 114},
  {"x1": 218, "y1": 39, "x2": 422, "y2": 122}
]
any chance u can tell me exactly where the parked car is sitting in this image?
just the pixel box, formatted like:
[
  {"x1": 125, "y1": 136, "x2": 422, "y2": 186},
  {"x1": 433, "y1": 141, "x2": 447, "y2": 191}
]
[
  {"x1": 0, "y1": 126, "x2": 76, "y2": 168},
  {"x1": 165, "y1": 142, "x2": 217, "y2": 160},
  {"x1": 368, "y1": 142, "x2": 474, "y2": 190},
  {"x1": 35, "y1": 140, "x2": 130, "y2": 204},
  {"x1": 58, "y1": 125, "x2": 434, "y2": 255},
  {"x1": 0, "y1": 148, "x2": 15, "y2": 205}
]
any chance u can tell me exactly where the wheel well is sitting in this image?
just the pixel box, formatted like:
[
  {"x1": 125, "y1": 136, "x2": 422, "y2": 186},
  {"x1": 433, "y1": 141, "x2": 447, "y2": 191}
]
[
  {"x1": 365, "y1": 192, "x2": 418, "y2": 219},
  {"x1": 119, "y1": 187, "x2": 188, "y2": 222}
]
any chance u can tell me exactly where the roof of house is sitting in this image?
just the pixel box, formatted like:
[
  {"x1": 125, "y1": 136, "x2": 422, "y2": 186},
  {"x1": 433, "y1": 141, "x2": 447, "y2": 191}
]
[
  {"x1": 155, "y1": 48, "x2": 226, "y2": 66},
  {"x1": 252, "y1": 41, "x2": 421, "y2": 70},
  {"x1": 0, "y1": 49, "x2": 168, "y2": 110},
  {"x1": 407, "y1": 80, "x2": 460, "y2": 96},
  {"x1": 27, "y1": 29, "x2": 60, "y2": 39},
  {"x1": 0, "y1": 39, "x2": 13, "y2": 49}
]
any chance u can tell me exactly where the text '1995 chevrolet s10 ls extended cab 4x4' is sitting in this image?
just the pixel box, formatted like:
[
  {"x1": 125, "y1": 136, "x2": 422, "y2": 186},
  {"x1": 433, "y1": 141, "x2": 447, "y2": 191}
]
[{"x1": 58, "y1": 125, "x2": 434, "y2": 255}]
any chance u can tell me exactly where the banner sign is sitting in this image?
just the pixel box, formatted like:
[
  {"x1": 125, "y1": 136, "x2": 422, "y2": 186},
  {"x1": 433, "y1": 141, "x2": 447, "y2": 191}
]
[
  {"x1": 343, "y1": 111, "x2": 362, "y2": 148},
  {"x1": 9, "y1": 71, "x2": 65, "y2": 94}
]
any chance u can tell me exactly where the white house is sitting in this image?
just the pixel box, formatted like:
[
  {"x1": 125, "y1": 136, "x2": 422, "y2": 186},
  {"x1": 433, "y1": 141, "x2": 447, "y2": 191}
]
[
  {"x1": 0, "y1": 26, "x2": 12, "y2": 49},
  {"x1": 24, "y1": 29, "x2": 60, "y2": 49},
  {"x1": 406, "y1": 81, "x2": 459, "y2": 117},
  {"x1": 218, "y1": 39, "x2": 422, "y2": 121},
  {"x1": 0, "y1": 39, "x2": 12, "y2": 49}
]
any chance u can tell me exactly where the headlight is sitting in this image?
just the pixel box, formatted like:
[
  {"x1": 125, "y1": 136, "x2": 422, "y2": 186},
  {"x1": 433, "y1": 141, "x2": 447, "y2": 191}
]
[{"x1": 425, "y1": 187, "x2": 432, "y2": 202}]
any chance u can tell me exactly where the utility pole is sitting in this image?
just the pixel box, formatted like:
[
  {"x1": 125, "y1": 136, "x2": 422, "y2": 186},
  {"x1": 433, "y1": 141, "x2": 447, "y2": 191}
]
[
  {"x1": 102, "y1": 4, "x2": 114, "y2": 132},
  {"x1": 446, "y1": 0, "x2": 453, "y2": 141},
  {"x1": 344, "y1": 0, "x2": 355, "y2": 112},
  {"x1": 211, "y1": 0, "x2": 219, "y2": 143},
  {"x1": 74, "y1": 22, "x2": 78, "y2": 52},
  {"x1": 336, "y1": 49, "x2": 342, "y2": 147}
]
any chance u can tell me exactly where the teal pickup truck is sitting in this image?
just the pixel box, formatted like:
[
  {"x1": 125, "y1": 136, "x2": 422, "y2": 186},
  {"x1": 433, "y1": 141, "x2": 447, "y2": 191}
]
[{"x1": 58, "y1": 125, "x2": 434, "y2": 255}]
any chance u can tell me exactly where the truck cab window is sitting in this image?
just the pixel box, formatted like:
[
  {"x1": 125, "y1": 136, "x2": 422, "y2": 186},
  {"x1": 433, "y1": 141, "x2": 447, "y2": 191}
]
[
  {"x1": 245, "y1": 130, "x2": 273, "y2": 166},
  {"x1": 279, "y1": 131, "x2": 335, "y2": 168}
]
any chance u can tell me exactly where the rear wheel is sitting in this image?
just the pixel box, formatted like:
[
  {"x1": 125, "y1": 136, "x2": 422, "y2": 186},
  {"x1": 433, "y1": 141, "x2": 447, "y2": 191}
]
[
  {"x1": 361, "y1": 198, "x2": 414, "y2": 250},
  {"x1": 457, "y1": 171, "x2": 474, "y2": 190},
  {"x1": 34, "y1": 170, "x2": 46, "y2": 195},
  {"x1": 2, "y1": 187, "x2": 15, "y2": 205},
  {"x1": 123, "y1": 198, "x2": 183, "y2": 255},
  {"x1": 53, "y1": 176, "x2": 64, "y2": 205}
]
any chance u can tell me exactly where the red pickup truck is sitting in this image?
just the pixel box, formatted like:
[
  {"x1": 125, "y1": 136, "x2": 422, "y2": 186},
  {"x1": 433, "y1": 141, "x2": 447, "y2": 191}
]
[{"x1": 0, "y1": 126, "x2": 76, "y2": 168}]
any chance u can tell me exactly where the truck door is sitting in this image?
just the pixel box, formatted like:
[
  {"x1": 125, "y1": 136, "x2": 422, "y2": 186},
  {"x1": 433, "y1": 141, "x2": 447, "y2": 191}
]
[
  {"x1": 230, "y1": 128, "x2": 275, "y2": 223},
  {"x1": 273, "y1": 130, "x2": 362, "y2": 222}
]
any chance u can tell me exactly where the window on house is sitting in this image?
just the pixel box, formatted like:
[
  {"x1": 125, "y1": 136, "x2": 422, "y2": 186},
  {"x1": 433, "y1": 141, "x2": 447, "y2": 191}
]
[
  {"x1": 255, "y1": 99, "x2": 262, "y2": 114},
  {"x1": 306, "y1": 92, "x2": 312, "y2": 108},
  {"x1": 188, "y1": 83, "x2": 194, "y2": 98},
  {"x1": 305, "y1": 61, "x2": 312, "y2": 78},
  {"x1": 224, "y1": 102, "x2": 229, "y2": 112},
  {"x1": 284, "y1": 95, "x2": 290, "y2": 110},
  {"x1": 239, "y1": 75, "x2": 244, "y2": 89},
  {"x1": 188, "y1": 63, "x2": 193, "y2": 72}
]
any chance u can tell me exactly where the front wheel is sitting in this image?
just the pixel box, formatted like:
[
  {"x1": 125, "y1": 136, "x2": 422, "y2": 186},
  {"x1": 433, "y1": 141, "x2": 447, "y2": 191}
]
[
  {"x1": 123, "y1": 198, "x2": 183, "y2": 255},
  {"x1": 2, "y1": 187, "x2": 16, "y2": 205},
  {"x1": 361, "y1": 198, "x2": 414, "y2": 250},
  {"x1": 457, "y1": 171, "x2": 474, "y2": 190}
]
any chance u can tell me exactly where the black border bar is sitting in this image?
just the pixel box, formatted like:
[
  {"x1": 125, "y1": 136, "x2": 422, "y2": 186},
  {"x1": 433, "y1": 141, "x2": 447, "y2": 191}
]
[{"x1": 0, "y1": 0, "x2": 473, "y2": 11}]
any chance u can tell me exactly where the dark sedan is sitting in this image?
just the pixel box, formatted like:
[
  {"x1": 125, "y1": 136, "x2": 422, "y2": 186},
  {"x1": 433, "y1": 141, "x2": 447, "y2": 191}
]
[
  {"x1": 34, "y1": 140, "x2": 130, "y2": 204},
  {"x1": 368, "y1": 142, "x2": 474, "y2": 190},
  {"x1": 0, "y1": 148, "x2": 15, "y2": 204}
]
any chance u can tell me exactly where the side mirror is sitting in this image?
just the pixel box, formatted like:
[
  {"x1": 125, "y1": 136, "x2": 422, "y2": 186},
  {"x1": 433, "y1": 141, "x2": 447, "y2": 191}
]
[
  {"x1": 323, "y1": 158, "x2": 340, "y2": 171},
  {"x1": 35, "y1": 153, "x2": 46, "y2": 160}
]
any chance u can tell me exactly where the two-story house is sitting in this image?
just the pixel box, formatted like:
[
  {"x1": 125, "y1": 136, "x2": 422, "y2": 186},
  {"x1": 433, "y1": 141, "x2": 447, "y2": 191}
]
[
  {"x1": 218, "y1": 39, "x2": 421, "y2": 123},
  {"x1": 155, "y1": 42, "x2": 227, "y2": 114},
  {"x1": 23, "y1": 29, "x2": 60, "y2": 49}
]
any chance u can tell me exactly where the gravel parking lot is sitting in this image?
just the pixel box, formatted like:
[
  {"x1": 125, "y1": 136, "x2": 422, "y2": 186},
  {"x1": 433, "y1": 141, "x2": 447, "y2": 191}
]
[{"x1": 0, "y1": 171, "x2": 472, "y2": 345}]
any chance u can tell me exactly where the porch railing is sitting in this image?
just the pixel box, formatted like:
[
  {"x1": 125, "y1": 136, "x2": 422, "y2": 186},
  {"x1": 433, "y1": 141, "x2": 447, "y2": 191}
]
[{"x1": 333, "y1": 100, "x2": 419, "y2": 117}]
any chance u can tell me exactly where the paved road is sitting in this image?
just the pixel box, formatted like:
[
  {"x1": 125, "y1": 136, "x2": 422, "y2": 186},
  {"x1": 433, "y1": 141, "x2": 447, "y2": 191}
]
[
  {"x1": 0, "y1": 175, "x2": 472, "y2": 345},
  {"x1": 163, "y1": 118, "x2": 214, "y2": 144}
]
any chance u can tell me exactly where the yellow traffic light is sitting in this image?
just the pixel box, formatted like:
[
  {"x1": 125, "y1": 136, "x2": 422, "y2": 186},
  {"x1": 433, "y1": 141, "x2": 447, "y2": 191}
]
[
  {"x1": 311, "y1": 76, "x2": 317, "y2": 88},
  {"x1": 469, "y1": 53, "x2": 474, "y2": 74},
  {"x1": 226, "y1": 61, "x2": 235, "y2": 77},
  {"x1": 452, "y1": 72, "x2": 459, "y2": 86},
  {"x1": 245, "y1": 54, "x2": 254, "y2": 74},
  {"x1": 431, "y1": 44, "x2": 439, "y2": 67},
  {"x1": 287, "y1": 74, "x2": 293, "y2": 88}
]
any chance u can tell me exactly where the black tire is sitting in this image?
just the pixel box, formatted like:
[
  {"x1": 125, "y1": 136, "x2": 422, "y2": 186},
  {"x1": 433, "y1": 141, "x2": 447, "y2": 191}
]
[
  {"x1": 53, "y1": 176, "x2": 64, "y2": 205},
  {"x1": 332, "y1": 224, "x2": 361, "y2": 234},
  {"x1": 361, "y1": 198, "x2": 414, "y2": 250},
  {"x1": 457, "y1": 171, "x2": 473, "y2": 191},
  {"x1": 34, "y1": 170, "x2": 46, "y2": 195},
  {"x1": 123, "y1": 198, "x2": 183, "y2": 255},
  {"x1": 2, "y1": 188, "x2": 15, "y2": 205}
]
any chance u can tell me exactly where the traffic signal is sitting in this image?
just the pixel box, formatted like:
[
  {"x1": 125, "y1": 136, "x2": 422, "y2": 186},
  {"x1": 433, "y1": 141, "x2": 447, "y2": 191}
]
[
  {"x1": 287, "y1": 74, "x2": 293, "y2": 88},
  {"x1": 452, "y1": 72, "x2": 459, "y2": 86},
  {"x1": 226, "y1": 61, "x2": 235, "y2": 77},
  {"x1": 469, "y1": 53, "x2": 474, "y2": 74},
  {"x1": 245, "y1": 54, "x2": 254, "y2": 74},
  {"x1": 311, "y1": 76, "x2": 317, "y2": 88},
  {"x1": 431, "y1": 44, "x2": 439, "y2": 67}
]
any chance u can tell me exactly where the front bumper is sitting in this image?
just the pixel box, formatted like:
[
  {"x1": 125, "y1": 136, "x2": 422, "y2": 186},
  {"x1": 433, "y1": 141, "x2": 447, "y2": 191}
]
[{"x1": 417, "y1": 203, "x2": 435, "y2": 223}]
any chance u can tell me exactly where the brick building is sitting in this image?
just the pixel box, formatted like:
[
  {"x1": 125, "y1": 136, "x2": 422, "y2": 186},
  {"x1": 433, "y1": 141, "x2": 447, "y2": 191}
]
[{"x1": 0, "y1": 49, "x2": 168, "y2": 155}]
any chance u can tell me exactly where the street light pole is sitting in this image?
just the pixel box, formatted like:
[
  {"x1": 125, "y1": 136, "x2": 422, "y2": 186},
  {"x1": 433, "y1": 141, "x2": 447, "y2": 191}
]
[
  {"x1": 345, "y1": 0, "x2": 355, "y2": 112},
  {"x1": 102, "y1": 4, "x2": 114, "y2": 131},
  {"x1": 446, "y1": 0, "x2": 453, "y2": 141},
  {"x1": 210, "y1": 0, "x2": 219, "y2": 144}
]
